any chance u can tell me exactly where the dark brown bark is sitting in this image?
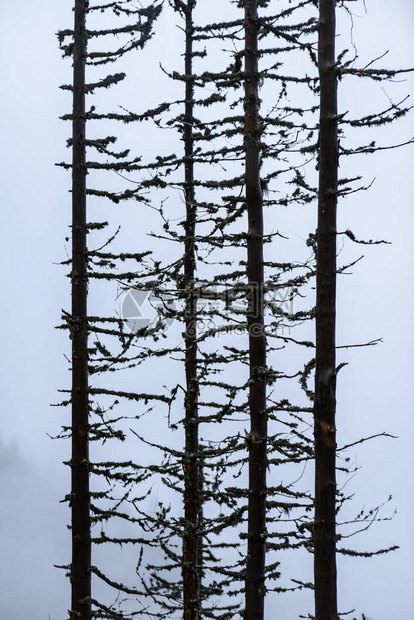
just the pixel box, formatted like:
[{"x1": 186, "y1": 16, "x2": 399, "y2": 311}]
[
  {"x1": 182, "y1": 2, "x2": 199, "y2": 619},
  {"x1": 71, "y1": 1, "x2": 91, "y2": 619},
  {"x1": 244, "y1": 2, "x2": 267, "y2": 619},
  {"x1": 314, "y1": 1, "x2": 338, "y2": 619}
]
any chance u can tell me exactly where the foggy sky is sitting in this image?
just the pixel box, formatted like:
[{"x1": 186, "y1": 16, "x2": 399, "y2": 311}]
[{"x1": 0, "y1": 1, "x2": 413, "y2": 618}]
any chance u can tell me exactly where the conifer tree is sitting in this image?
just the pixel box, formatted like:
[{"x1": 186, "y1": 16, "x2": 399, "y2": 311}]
[
  {"x1": 312, "y1": 1, "x2": 413, "y2": 617},
  {"x1": 243, "y1": 2, "x2": 267, "y2": 618},
  {"x1": 70, "y1": 1, "x2": 91, "y2": 618},
  {"x1": 59, "y1": 2, "x2": 163, "y2": 617},
  {"x1": 122, "y1": 3, "x2": 209, "y2": 614},
  {"x1": 313, "y1": 0, "x2": 338, "y2": 617},
  {"x1": 178, "y1": 1, "x2": 200, "y2": 617}
]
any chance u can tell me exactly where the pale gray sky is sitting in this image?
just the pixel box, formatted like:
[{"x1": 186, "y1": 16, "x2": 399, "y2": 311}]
[{"x1": 0, "y1": 1, "x2": 413, "y2": 618}]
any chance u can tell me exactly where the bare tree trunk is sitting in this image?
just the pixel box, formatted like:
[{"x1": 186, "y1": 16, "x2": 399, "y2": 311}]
[
  {"x1": 182, "y1": 2, "x2": 199, "y2": 618},
  {"x1": 244, "y1": 2, "x2": 267, "y2": 619},
  {"x1": 71, "y1": 1, "x2": 91, "y2": 618},
  {"x1": 314, "y1": 0, "x2": 338, "y2": 618}
]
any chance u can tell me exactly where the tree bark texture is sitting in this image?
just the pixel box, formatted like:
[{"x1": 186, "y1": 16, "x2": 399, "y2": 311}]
[
  {"x1": 314, "y1": 0, "x2": 338, "y2": 618},
  {"x1": 71, "y1": 1, "x2": 91, "y2": 619},
  {"x1": 182, "y1": 2, "x2": 199, "y2": 619},
  {"x1": 244, "y1": 2, "x2": 267, "y2": 619}
]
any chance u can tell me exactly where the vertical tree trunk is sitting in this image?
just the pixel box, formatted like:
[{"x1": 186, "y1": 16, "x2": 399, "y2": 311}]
[
  {"x1": 244, "y1": 2, "x2": 267, "y2": 619},
  {"x1": 314, "y1": 0, "x2": 338, "y2": 618},
  {"x1": 182, "y1": 2, "x2": 199, "y2": 619},
  {"x1": 71, "y1": 1, "x2": 91, "y2": 619}
]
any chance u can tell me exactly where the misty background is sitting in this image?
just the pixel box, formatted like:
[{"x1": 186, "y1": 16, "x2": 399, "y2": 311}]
[{"x1": 0, "y1": 0, "x2": 413, "y2": 618}]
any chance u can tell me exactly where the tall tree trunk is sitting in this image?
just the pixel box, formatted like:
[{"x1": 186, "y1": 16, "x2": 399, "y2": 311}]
[
  {"x1": 71, "y1": 1, "x2": 91, "y2": 619},
  {"x1": 314, "y1": 0, "x2": 338, "y2": 618},
  {"x1": 244, "y1": 2, "x2": 267, "y2": 619},
  {"x1": 182, "y1": 2, "x2": 199, "y2": 618}
]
